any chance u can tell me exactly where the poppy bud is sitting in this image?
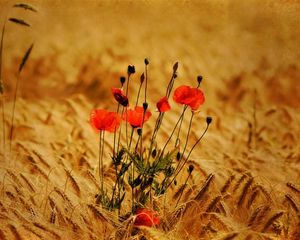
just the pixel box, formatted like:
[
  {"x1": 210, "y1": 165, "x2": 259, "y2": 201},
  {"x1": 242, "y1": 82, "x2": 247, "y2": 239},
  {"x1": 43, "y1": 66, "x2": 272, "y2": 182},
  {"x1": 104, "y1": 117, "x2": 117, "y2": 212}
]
[
  {"x1": 128, "y1": 65, "x2": 135, "y2": 74},
  {"x1": 151, "y1": 149, "x2": 157, "y2": 158},
  {"x1": 144, "y1": 58, "x2": 149, "y2": 65},
  {"x1": 188, "y1": 164, "x2": 194, "y2": 173},
  {"x1": 173, "y1": 62, "x2": 178, "y2": 72},
  {"x1": 143, "y1": 102, "x2": 148, "y2": 111},
  {"x1": 197, "y1": 75, "x2": 203, "y2": 85},
  {"x1": 120, "y1": 76, "x2": 126, "y2": 85},
  {"x1": 176, "y1": 151, "x2": 181, "y2": 161},
  {"x1": 206, "y1": 116, "x2": 212, "y2": 125},
  {"x1": 140, "y1": 73, "x2": 145, "y2": 84},
  {"x1": 137, "y1": 128, "x2": 142, "y2": 136}
]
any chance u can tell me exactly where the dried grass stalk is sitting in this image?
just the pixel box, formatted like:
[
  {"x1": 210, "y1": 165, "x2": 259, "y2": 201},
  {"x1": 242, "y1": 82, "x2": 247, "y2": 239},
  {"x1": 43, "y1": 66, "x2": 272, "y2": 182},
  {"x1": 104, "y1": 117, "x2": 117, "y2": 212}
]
[
  {"x1": 8, "y1": 224, "x2": 22, "y2": 240},
  {"x1": 237, "y1": 177, "x2": 253, "y2": 207},
  {"x1": 65, "y1": 170, "x2": 81, "y2": 197},
  {"x1": 194, "y1": 174, "x2": 214, "y2": 201},
  {"x1": 285, "y1": 194, "x2": 299, "y2": 213},
  {"x1": 221, "y1": 175, "x2": 235, "y2": 194}
]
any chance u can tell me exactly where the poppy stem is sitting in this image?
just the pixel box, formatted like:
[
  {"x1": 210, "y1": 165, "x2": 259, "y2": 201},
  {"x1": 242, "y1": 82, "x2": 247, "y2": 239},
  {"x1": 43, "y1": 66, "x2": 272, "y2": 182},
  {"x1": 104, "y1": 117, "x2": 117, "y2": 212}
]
[
  {"x1": 147, "y1": 112, "x2": 163, "y2": 162},
  {"x1": 179, "y1": 112, "x2": 194, "y2": 163},
  {"x1": 98, "y1": 131, "x2": 103, "y2": 202},
  {"x1": 125, "y1": 73, "x2": 131, "y2": 148},
  {"x1": 145, "y1": 62, "x2": 148, "y2": 103},
  {"x1": 166, "y1": 121, "x2": 210, "y2": 189},
  {"x1": 158, "y1": 105, "x2": 188, "y2": 160},
  {"x1": 113, "y1": 104, "x2": 120, "y2": 156},
  {"x1": 101, "y1": 131, "x2": 105, "y2": 199},
  {"x1": 135, "y1": 81, "x2": 143, "y2": 107},
  {"x1": 174, "y1": 107, "x2": 186, "y2": 148},
  {"x1": 165, "y1": 69, "x2": 177, "y2": 98},
  {"x1": 175, "y1": 170, "x2": 192, "y2": 208},
  {"x1": 117, "y1": 107, "x2": 125, "y2": 153}
]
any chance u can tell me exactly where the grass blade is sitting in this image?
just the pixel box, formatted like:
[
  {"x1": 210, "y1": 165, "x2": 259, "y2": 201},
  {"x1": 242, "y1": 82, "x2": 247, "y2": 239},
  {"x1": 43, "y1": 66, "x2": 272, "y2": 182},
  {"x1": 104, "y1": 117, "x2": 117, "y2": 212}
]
[
  {"x1": 13, "y1": 3, "x2": 37, "y2": 12},
  {"x1": 9, "y1": 18, "x2": 30, "y2": 27},
  {"x1": 0, "y1": 23, "x2": 5, "y2": 94},
  {"x1": 19, "y1": 43, "x2": 33, "y2": 73}
]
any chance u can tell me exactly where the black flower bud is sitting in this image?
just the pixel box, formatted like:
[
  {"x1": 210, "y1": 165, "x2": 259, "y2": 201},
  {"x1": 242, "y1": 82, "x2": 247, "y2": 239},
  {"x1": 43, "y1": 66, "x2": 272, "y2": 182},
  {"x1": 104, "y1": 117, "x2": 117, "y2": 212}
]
[
  {"x1": 143, "y1": 102, "x2": 148, "y2": 111},
  {"x1": 120, "y1": 76, "x2": 126, "y2": 85},
  {"x1": 137, "y1": 128, "x2": 142, "y2": 136},
  {"x1": 151, "y1": 149, "x2": 157, "y2": 158},
  {"x1": 140, "y1": 73, "x2": 145, "y2": 84},
  {"x1": 144, "y1": 58, "x2": 149, "y2": 65},
  {"x1": 206, "y1": 116, "x2": 212, "y2": 125},
  {"x1": 127, "y1": 65, "x2": 135, "y2": 74},
  {"x1": 188, "y1": 164, "x2": 194, "y2": 173},
  {"x1": 176, "y1": 151, "x2": 181, "y2": 161},
  {"x1": 197, "y1": 75, "x2": 203, "y2": 85}
]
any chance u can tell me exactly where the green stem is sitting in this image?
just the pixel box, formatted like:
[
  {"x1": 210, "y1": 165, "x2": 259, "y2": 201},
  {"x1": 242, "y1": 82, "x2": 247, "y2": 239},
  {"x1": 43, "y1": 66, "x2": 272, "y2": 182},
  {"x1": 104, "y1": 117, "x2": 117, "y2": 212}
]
[{"x1": 166, "y1": 123, "x2": 210, "y2": 189}]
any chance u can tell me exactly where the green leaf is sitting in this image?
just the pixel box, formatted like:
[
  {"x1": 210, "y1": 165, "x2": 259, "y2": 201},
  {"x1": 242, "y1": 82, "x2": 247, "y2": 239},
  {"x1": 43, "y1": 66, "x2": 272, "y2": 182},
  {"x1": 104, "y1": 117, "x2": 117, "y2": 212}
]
[
  {"x1": 117, "y1": 162, "x2": 130, "y2": 178},
  {"x1": 112, "y1": 147, "x2": 125, "y2": 166}
]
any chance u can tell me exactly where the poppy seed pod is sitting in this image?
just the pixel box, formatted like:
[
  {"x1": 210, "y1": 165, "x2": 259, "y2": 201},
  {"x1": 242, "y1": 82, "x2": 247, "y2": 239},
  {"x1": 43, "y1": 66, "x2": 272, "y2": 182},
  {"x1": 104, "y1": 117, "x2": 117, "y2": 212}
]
[
  {"x1": 128, "y1": 65, "x2": 135, "y2": 74},
  {"x1": 137, "y1": 128, "x2": 142, "y2": 136},
  {"x1": 206, "y1": 116, "x2": 212, "y2": 125},
  {"x1": 140, "y1": 73, "x2": 145, "y2": 84},
  {"x1": 120, "y1": 76, "x2": 126, "y2": 85},
  {"x1": 143, "y1": 102, "x2": 148, "y2": 111},
  {"x1": 197, "y1": 75, "x2": 203, "y2": 85},
  {"x1": 188, "y1": 164, "x2": 194, "y2": 173}
]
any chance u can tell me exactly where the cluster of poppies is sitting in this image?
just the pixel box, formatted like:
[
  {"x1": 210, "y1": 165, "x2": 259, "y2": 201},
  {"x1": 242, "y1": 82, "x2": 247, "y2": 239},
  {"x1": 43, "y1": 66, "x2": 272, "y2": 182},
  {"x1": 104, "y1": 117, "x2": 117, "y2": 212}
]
[
  {"x1": 90, "y1": 85, "x2": 204, "y2": 132},
  {"x1": 90, "y1": 63, "x2": 207, "y2": 228}
]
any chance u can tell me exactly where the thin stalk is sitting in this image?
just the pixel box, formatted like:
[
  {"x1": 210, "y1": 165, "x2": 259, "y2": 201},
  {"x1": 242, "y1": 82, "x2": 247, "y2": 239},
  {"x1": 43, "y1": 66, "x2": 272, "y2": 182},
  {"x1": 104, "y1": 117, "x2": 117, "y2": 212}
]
[
  {"x1": 125, "y1": 73, "x2": 131, "y2": 148},
  {"x1": 166, "y1": 122, "x2": 210, "y2": 189},
  {"x1": 158, "y1": 105, "x2": 188, "y2": 160},
  {"x1": 113, "y1": 104, "x2": 120, "y2": 156},
  {"x1": 174, "y1": 109, "x2": 185, "y2": 147},
  {"x1": 165, "y1": 72, "x2": 176, "y2": 98},
  {"x1": 9, "y1": 73, "x2": 21, "y2": 153},
  {"x1": 0, "y1": 22, "x2": 6, "y2": 155},
  {"x1": 175, "y1": 171, "x2": 191, "y2": 208},
  {"x1": 98, "y1": 131, "x2": 103, "y2": 199},
  {"x1": 129, "y1": 128, "x2": 134, "y2": 213},
  {"x1": 146, "y1": 112, "x2": 162, "y2": 162},
  {"x1": 101, "y1": 131, "x2": 105, "y2": 197},
  {"x1": 117, "y1": 107, "x2": 125, "y2": 153},
  {"x1": 145, "y1": 64, "x2": 148, "y2": 103},
  {"x1": 135, "y1": 83, "x2": 143, "y2": 107},
  {"x1": 178, "y1": 112, "x2": 194, "y2": 162}
]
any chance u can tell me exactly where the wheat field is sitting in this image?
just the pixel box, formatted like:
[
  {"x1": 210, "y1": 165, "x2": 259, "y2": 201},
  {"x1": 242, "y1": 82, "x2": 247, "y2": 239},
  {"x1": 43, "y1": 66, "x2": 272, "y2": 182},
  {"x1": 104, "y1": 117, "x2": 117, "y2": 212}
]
[{"x1": 0, "y1": 0, "x2": 299, "y2": 239}]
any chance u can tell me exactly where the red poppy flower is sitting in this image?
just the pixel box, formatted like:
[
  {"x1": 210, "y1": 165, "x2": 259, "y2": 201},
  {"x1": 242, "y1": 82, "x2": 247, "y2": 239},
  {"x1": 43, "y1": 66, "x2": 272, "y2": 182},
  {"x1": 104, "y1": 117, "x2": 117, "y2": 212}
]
[
  {"x1": 134, "y1": 208, "x2": 160, "y2": 227},
  {"x1": 123, "y1": 106, "x2": 152, "y2": 128},
  {"x1": 112, "y1": 88, "x2": 129, "y2": 107},
  {"x1": 90, "y1": 109, "x2": 121, "y2": 133},
  {"x1": 173, "y1": 85, "x2": 205, "y2": 110},
  {"x1": 156, "y1": 96, "x2": 171, "y2": 113}
]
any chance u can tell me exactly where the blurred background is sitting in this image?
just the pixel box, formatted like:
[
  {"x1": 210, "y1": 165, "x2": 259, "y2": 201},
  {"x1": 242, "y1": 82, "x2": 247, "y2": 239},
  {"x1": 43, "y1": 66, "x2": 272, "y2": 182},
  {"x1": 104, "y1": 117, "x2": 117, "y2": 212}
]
[{"x1": 1, "y1": 0, "x2": 300, "y2": 108}]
